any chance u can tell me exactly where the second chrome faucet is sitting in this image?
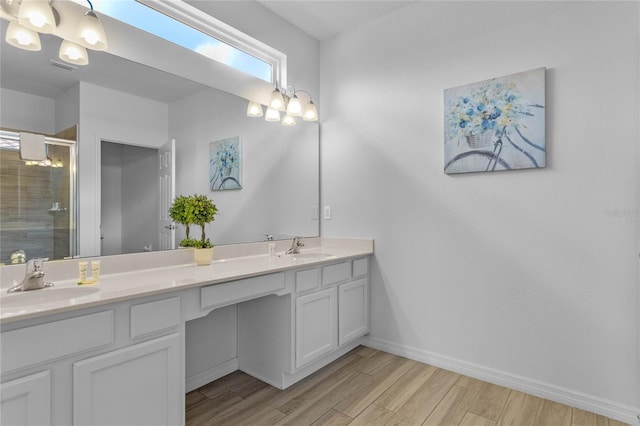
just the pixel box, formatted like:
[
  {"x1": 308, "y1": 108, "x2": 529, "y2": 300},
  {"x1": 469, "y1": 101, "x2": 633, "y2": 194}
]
[
  {"x1": 286, "y1": 237, "x2": 304, "y2": 255},
  {"x1": 7, "y1": 258, "x2": 53, "y2": 293}
]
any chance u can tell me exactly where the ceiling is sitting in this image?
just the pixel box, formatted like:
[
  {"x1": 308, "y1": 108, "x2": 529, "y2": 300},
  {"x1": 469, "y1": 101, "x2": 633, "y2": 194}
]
[
  {"x1": 0, "y1": 1, "x2": 415, "y2": 102},
  {"x1": 257, "y1": 0, "x2": 416, "y2": 41}
]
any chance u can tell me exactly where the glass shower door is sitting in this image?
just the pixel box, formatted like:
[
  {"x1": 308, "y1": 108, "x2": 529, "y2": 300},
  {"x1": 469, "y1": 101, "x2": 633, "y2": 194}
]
[{"x1": 0, "y1": 132, "x2": 77, "y2": 263}]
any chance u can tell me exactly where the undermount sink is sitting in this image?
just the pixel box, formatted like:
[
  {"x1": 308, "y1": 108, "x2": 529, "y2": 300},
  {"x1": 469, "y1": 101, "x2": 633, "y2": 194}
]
[
  {"x1": 1, "y1": 286, "x2": 101, "y2": 309},
  {"x1": 288, "y1": 252, "x2": 335, "y2": 262}
]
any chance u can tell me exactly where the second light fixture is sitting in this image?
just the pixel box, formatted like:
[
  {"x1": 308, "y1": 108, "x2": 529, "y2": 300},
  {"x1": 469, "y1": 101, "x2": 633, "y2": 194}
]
[{"x1": 247, "y1": 84, "x2": 318, "y2": 126}]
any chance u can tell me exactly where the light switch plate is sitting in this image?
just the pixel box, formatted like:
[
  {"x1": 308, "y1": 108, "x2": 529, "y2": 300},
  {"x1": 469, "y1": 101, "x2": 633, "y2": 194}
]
[{"x1": 323, "y1": 205, "x2": 332, "y2": 220}]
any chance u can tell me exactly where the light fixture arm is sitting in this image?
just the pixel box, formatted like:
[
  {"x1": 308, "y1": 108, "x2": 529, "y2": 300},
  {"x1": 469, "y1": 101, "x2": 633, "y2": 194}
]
[{"x1": 292, "y1": 89, "x2": 313, "y2": 103}]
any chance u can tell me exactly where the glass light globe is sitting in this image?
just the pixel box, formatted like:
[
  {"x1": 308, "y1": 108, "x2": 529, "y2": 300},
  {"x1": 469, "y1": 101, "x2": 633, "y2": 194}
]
[
  {"x1": 59, "y1": 40, "x2": 89, "y2": 65},
  {"x1": 5, "y1": 21, "x2": 41, "y2": 51}
]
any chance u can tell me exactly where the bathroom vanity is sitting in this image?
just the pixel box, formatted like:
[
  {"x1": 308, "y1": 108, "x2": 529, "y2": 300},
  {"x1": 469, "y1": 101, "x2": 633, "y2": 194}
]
[{"x1": 0, "y1": 237, "x2": 372, "y2": 426}]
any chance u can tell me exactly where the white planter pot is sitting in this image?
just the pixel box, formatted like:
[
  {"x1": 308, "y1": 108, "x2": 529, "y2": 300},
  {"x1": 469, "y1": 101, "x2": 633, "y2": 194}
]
[{"x1": 194, "y1": 247, "x2": 213, "y2": 266}]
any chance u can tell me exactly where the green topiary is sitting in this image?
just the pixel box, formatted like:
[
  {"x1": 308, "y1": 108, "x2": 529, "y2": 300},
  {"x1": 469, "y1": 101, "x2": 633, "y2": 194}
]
[
  {"x1": 170, "y1": 194, "x2": 218, "y2": 248},
  {"x1": 190, "y1": 194, "x2": 217, "y2": 248},
  {"x1": 169, "y1": 195, "x2": 192, "y2": 240}
]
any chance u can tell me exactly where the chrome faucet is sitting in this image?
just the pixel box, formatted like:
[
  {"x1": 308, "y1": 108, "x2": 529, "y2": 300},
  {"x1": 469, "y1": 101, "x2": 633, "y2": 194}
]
[
  {"x1": 7, "y1": 258, "x2": 53, "y2": 293},
  {"x1": 286, "y1": 237, "x2": 304, "y2": 255}
]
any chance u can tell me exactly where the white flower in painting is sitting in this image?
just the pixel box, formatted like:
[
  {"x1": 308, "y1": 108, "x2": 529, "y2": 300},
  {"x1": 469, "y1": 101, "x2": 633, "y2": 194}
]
[{"x1": 212, "y1": 142, "x2": 238, "y2": 172}]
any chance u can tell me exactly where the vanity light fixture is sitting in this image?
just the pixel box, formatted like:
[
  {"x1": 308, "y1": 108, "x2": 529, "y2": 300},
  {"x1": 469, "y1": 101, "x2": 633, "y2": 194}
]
[
  {"x1": 1, "y1": 0, "x2": 108, "y2": 65},
  {"x1": 5, "y1": 20, "x2": 41, "y2": 50},
  {"x1": 24, "y1": 156, "x2": 54, "y2": 167},
  {"x1": 282, "y1": 114, "x2": 296, "y2": 126},
  {"x1": 302, "y1": 100, "x2": 318, "y2": 122},
  {"x1": 269, "y1": 87, "x2": 285, "y2": 110},
  {"x1": 264, "y1": 106, "x2": 281, "y2": 122},
  {"x1": 246, "y1": 101, "x2": 264, "y2": 118},
  {"x1": 247, "y1": 84, "x2": 318, "y2": 126},
  {"x1": 75, "y1": 0, "x2": 107, "y2": 51},
  {"x1": 18, "y1": 0, "x2": 56, "y2": 34},
  {"x1": 59, "y1": 39, "x2": 88, "y2": 65}
]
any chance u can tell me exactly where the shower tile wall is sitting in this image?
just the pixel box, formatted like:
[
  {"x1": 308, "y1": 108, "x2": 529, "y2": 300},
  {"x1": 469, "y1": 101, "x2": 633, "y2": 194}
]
[{"x1": 0, "y1": 148, "x2": 70, "y2": 263}]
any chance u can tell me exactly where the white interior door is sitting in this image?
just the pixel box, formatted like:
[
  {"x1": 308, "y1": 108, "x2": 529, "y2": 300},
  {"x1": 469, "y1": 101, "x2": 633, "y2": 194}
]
[{"x1": 158, "y1": 139, "x2": 175, "y2": 250}]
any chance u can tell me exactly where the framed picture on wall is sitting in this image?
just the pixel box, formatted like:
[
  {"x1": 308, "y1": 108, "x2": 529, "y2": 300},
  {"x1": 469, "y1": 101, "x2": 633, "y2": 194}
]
[
  {"x1": 209, "y1": 136, "x2": 242, "y2": 191},
  {"x1": 444, "y1": 67, "x2": 546, "y2": 174}
]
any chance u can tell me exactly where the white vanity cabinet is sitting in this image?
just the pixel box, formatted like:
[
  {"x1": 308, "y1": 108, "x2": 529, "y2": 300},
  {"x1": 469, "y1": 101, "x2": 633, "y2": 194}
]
[
  {"x1": 0, "y1": 295, "x2": 184, "y2": 426},
  {"x1": 237, "y1": 256, "x2": 370, "y2": 389},
  {"x1": 295, "y1": 287, "x2": 338, "y2": 368},
  {"x1": 338, "y1": 278, "x2": 369, "y2": 346},
  {"x1": 73, "y1": 333, "x2": 182, "y2": 425},
  {"x1": 0, "y1": 371, "x2": 51, "y2": 426},
  {"x1": 0, "y1": 241, "x2": 373, "y2": 425}
]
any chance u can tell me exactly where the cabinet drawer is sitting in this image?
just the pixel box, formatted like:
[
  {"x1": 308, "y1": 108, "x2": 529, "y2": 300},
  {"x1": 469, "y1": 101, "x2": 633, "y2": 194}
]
[
  {"x1": 321, "y1": 262, "x2": 351, "y2": 286},
  {"x1": 1, "y1": 310, "x2": 114, "y2": 373},
  {"x1": 131, "y1": 297, "x2": 181, "y2": 339},
  {"x1": 201, "y1": 272, "x2": 285, "y2": 310},
  {"x1": 295, "y1": 268, "x2": 320, "y2": 294},
  {"x1": 352, "y1": 258, "x2": 369, "y2": 278}
]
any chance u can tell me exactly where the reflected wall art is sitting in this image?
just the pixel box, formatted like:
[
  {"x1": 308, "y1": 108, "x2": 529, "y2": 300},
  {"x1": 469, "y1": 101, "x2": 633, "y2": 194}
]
[{"x1": 210, "y1": 136, "x2": 242, "y2": 190}]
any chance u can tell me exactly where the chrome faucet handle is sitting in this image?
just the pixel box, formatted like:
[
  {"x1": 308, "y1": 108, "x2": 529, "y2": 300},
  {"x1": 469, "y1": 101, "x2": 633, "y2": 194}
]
[
  {"x1": 26, "y1": 258, "x2": 45, "y2": 275},
  {"x1": 8, "y1": 258, "x2": 51, "y2": 292},
  {"x1": 286, "y1": 237, "x2": 304, "y2": 254}
]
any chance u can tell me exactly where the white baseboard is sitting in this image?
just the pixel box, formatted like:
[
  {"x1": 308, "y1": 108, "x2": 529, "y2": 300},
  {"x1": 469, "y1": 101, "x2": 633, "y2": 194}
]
[
  {"x1": 185, "y1": 358, "x2": 238, "y2": 393},
  {"x1": 364, "y1": 337, "x2": 638, "y2": 425}
]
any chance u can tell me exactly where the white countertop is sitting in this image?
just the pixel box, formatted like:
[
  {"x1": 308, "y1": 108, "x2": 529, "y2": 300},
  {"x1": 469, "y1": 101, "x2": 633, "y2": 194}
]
[{"x1": 0, "y1": 238, "x2": 373, "y2": 324}]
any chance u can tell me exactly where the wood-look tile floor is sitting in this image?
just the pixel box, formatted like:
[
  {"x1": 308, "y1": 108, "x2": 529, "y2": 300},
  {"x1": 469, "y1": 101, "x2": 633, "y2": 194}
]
[{"x1": 186, "y1": 346, "x2": 629, "y2": 426}]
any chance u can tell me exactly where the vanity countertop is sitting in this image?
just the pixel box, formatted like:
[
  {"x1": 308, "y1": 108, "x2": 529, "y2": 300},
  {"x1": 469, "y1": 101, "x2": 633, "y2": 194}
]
[{"x1": 0, "y1": 238, "x2": 373, "y2": 324}]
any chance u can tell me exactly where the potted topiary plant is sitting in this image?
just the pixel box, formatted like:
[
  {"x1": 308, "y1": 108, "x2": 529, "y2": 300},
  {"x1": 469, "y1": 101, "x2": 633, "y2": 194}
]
[
  {"x1": 169, "y1": 195, "x2": 193, "y2": 247},
  {"x1": 169, "y1": 194, "x2": 218, "y2": 265}
]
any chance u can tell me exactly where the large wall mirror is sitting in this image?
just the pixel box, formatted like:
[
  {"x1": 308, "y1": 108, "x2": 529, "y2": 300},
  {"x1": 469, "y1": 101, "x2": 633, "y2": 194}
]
[{"x1": 0, "y1": 21, "x2": 319, "y2": 262}]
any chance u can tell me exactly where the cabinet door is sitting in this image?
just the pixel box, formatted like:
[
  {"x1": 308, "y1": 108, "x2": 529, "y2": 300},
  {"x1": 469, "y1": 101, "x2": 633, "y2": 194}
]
[
  {"x1": 1, "y1": 371, "x2": 51, "y2": 426},
  {"x1": 73, "y1": 333, "x2": 182, "y2": 426},
  {"x1": 338, "y1": 278, "x2": 369, "y2": 346},
  {"x1": 295, "y1": 287, "x2": 337, "y2": 368}
]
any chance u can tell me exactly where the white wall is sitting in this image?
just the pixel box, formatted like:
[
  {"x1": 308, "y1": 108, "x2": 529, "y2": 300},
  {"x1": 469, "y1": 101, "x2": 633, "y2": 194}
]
[
  {"x1": 78, "y1": 82, "x2": 169, "y2": 257},
  {"x1": 0, "y1": 88, "x2": 55, "y2": 134},
  {"x1": 320, "y1": 1, "x2": 639, "y2": 422},
  {"x1": 54, "y1": 84, "x2": 80, "y2": 134},
  {"x1": 100, "y1": 142, "x2": 123, "y2": 256}
]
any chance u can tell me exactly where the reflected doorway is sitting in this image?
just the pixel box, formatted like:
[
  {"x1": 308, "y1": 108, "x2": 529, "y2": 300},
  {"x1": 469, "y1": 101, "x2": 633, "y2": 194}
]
[{"x1": 100, "y1": 141, "x2": 159, "y2": 255}]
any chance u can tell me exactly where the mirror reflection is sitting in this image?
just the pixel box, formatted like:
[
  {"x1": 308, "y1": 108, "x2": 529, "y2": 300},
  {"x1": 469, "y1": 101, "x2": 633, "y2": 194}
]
[
  {"x1": 0, "y1": 132, "x2": 77, "y2": 262},
  {"x1": 0, "y1": 28, "x2": 319, "y2": 262}
]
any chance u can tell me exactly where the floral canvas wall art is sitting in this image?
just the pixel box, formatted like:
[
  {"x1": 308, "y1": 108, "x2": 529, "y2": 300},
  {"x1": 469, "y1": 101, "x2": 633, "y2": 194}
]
[
  {"x1": 444, "y1": 68, "x2": 546, "y2": 174},
  {"x1": 210, "y1": 137, "x2": 242, "y2": 190}
]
